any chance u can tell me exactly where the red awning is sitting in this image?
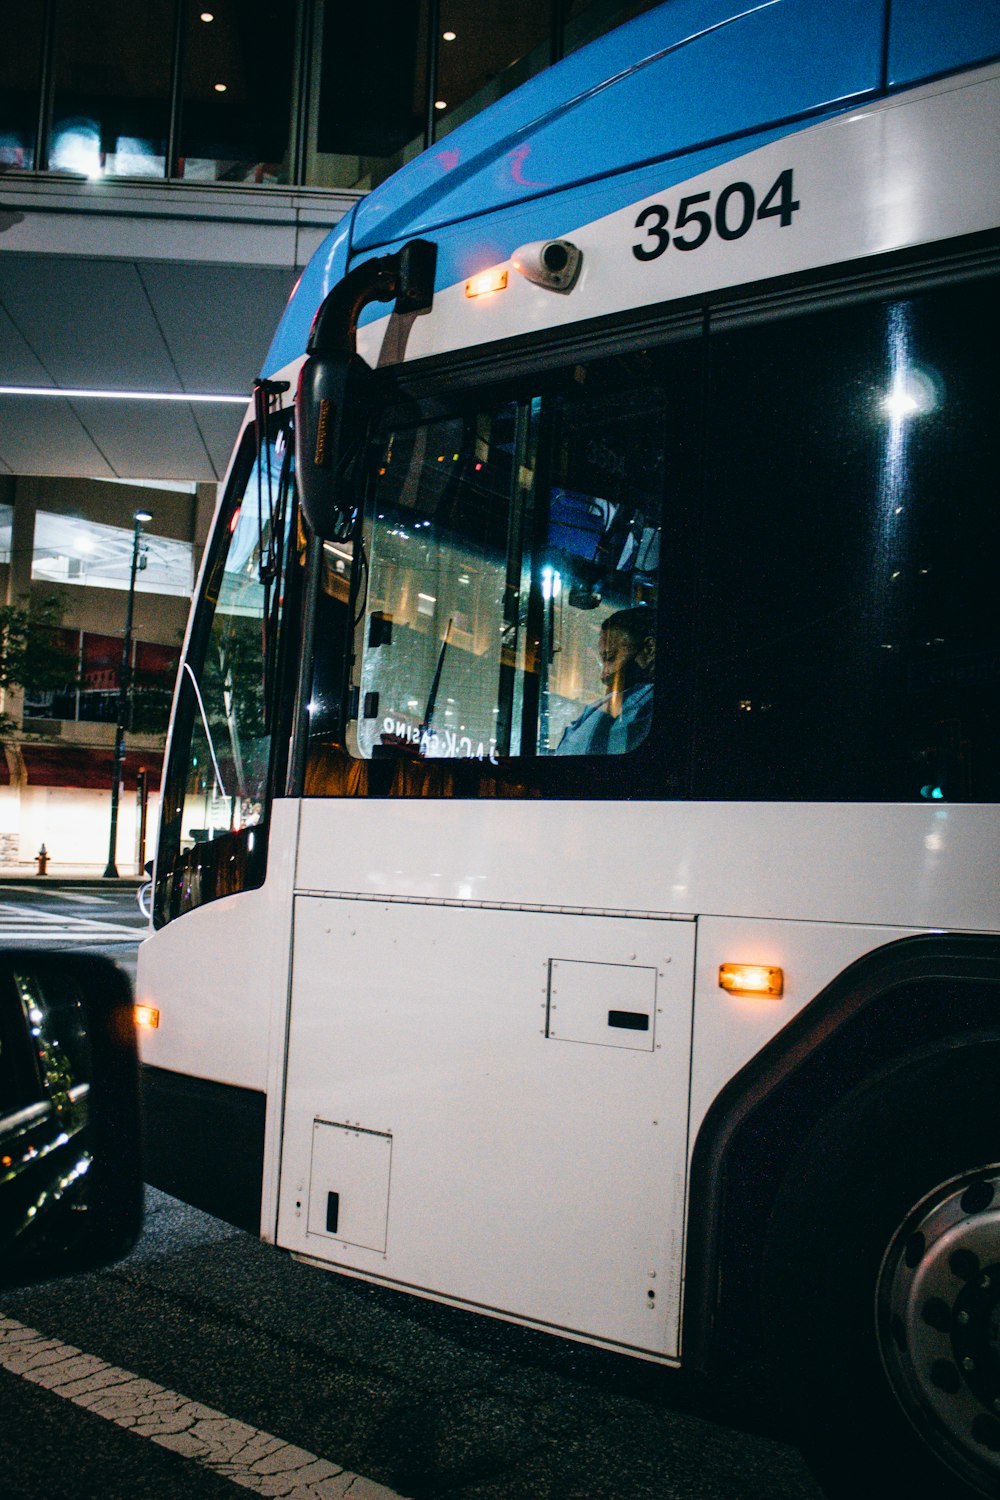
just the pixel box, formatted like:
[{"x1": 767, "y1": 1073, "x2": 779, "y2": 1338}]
[{"x1": 5, "y1": 745, "x2": 163, "y2": 792}]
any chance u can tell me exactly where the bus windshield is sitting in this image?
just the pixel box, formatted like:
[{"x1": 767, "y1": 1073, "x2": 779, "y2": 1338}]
[{"x1": 302, "y1": 345, "x2": 698, "y2": 790}]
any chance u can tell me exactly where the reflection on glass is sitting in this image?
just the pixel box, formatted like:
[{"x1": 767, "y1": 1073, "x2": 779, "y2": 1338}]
[
  {"x1": 0, "y1": 5, "x2": 43, "y2": 169},
  {"x1": 31, "y1": 512, "x2": 194, "y2": 598},
  {"x1": 349, "y1": 362, "x2": 665, "y2": 764},
  {"x1": 50, "y1": 0, "x2": 173, "y2": 179},
  {"x1": 308, "y1": 0, "x2": 429, "y2": 191},
  {"x1": 697, "y1": 279, "x2": 1000, "y2": 802},
  {"x1": 177, "y1": 428, "x2": 292, "y2": 848},
  {"x1": 1, "y1": 966, "x2": 92, "y2": 1251},
  {"x1": 179, "y1": 0, "x2": 296, "y2": 184},
  {"x1": 434, "y1": 0, "x2": 550, "y2": 141}
]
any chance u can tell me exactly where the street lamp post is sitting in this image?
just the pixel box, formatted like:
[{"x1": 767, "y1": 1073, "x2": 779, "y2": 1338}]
[{"x1": 103, "y1": 509, "x2": 151, "y2": 879}]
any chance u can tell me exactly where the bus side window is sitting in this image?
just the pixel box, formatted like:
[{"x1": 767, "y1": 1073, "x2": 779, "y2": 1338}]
[{"x1": 338, "y1": 364, "x2": 670, "y2": 771}]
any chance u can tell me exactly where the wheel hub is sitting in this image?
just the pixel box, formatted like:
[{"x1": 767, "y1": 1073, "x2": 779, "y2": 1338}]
[{"x1": 878, "y1": 1166, "x2": 1000, "y2": 1492}]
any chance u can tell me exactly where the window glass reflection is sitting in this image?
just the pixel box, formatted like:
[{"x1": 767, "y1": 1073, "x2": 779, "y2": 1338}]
[
  {"x1": 309, "y1": 0, "x2": 429, "y2": 191},
  {"x1": 0, "y1": 3, "x2": 43, "y2": 169},
  {"x1": 695, "y1": 279, "x2": 1000, "y2": 802},
  {"x1": 31, "y1": 512, "x2": 194, "y2": 598},
  {"x1": 345, "y1": 357, "x2": 669, "y2": 768},
  {"x1": 179, "y1": 0, "x2": 296, "y2": 184},
  {"x1": 176, "y1": 428, "x2": 292, "y2": 849},
  {"x1": 434, "y1": 0, "x2": 551, "y2": 141},
  {"x1": 51, "y1": 0, "x2": 173, "y2": 179}
]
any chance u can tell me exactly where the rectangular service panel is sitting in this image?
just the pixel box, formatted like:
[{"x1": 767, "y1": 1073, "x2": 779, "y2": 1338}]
[
  {"x1": 308, "y1": 1121, "x2": 392, "y2": 1253},
  {"x1": 278, "y1": 896, "x2": 695, "y2": 1358},
  {"x1": 547, "y1": 958, "x2": 658, "y2": 1050}
]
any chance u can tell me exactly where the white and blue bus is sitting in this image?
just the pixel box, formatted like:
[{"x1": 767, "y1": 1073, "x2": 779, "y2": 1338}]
[{"x1": 136, "y1": 2, "x2": 1000, "y2": 1493}]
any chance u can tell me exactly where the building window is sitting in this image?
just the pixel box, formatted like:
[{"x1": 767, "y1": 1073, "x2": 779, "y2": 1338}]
[
  {"x1": 0, "y1": 504, "x2": 13, "y2": 564},
  {"x1": 7, "y1": 0, "x2": 647, "y2": 190},
  {"x1": 177, "y1": 0, "x2": 297, "y2": 184},
  {"x1": 31, "y1": 512, "x2": 194, "y2": 598},
  {"x1": 433, "y1": 0, "x2": 552, "y2": 141},
  {"x1": 22, "y1": 628, "x2": 179, "y2": 732},
  {"x1": 50, "y1": 0, "x2": 175, "y2": 179},
  {"x1": 0, "y1": 3, "x2": 44, "y2": 169},
  {"x1": 309, "y1": 0, "x2": 430, "y2": 191},
  {"x1": 562, "y1": 0, "x2": 665, "y2": 56}
]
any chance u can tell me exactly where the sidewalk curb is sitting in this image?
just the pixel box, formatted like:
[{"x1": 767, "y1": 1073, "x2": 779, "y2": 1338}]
[{"x1": 0, "y1": 875, "x2": 143, "y2": 888}]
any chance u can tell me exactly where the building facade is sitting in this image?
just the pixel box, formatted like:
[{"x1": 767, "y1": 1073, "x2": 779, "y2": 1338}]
[
  {"x1": 0, "y1": 0, "x2": 656, "y2": 869},
  {"x1": 0, "y1": 473, "x2": 213, "y2": 871}
]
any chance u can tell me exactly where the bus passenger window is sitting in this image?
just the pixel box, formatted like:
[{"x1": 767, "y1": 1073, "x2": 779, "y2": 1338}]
[
  {"x1": 534, "y1": 376, "x2": 665, "y2": 756},
  {"x1": 351, "y1": 403, "x2": 518, "y2": 766},
  {"x1": 551, "y1": 606, "x2": 655, "y2": 755},
  {"x1": 342, "y1": 361, "x2": 668, "y2": 773}
]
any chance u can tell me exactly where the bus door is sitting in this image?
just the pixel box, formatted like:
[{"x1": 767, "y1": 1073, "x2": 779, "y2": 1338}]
[
  {"x1": 276, "y1": 348, "x2": 701, "y2": 1358},
  {"x1": 278, "y1": 887, "x2": 695, "y2": 1359}
]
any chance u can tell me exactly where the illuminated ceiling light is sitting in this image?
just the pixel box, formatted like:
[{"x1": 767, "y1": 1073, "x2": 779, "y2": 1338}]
[
  {"x1": 214, "y1": 82, "x2": 227, "y2": 92},
  {"x1": 0, "y1": 385, "x2": 246, "y2": 404},
  {"x1": 434, "y1": 99, "x2": 447, "y2": 110},
  {"x1": 442, "y1": 30, "x2": 457, "y2": 40},
  {"x1": 134, "y1": 509, "x2": 153, "y2": 523},
  {"x1": 200, "y1": 10, "x2": 215, "y2": 20}
]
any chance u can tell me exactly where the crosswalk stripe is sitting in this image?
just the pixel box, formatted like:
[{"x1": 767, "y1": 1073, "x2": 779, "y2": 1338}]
[
  {"x1": 0, "y1": 905, "x2": 145, "y2": 936},
  {"x1": 0, "y1": 930, "x2": 141, "y2": 943},
  {"x1": 0, "y1": 1317, "x2": 409, "y2": 1500}
]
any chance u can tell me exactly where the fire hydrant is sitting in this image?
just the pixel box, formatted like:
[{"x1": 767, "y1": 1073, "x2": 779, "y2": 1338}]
[{"x1": 36, "y1": 844, "x2": 49, "y2": 876}]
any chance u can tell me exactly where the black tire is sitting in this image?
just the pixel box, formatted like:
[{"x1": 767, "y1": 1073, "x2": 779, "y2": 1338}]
[{"x1": 761, "y1": 1038, "x2": 1000, "y2": 1500}]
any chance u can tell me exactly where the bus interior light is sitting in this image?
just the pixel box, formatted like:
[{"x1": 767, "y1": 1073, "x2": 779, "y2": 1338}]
[
  {"x1": 134, "y1": 1004, "x2": 160, "y2": 1029},
  {"x1": 465, "y1": 268, "x2": 508, "y2": 298},
  {"x1": 718, "y1": 964, "x2": 784, "y2": 998}
]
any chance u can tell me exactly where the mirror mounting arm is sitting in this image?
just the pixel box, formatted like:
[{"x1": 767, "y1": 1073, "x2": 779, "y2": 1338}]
[{"x1": 295, "y1": 238, "x2": 437, "y2": 540}]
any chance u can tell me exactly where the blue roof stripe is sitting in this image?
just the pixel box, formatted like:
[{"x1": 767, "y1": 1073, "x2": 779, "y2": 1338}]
[
  {"x1": 888, "y1": 0, "x2": 1000, "y2": 86},
  {"x1": 349, "y1": 0, "x2": 883, "y2": 252},
  {"x1": 261, "y1": 0, "x2": 1000, "y2": 378},
  {"x1": 351, "y1": 109, "x2": 838, "y2": 331}
]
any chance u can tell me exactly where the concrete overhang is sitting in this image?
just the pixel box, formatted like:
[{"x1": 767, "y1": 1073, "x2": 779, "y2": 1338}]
[{"x1": 0, "y1": 175, "x2": 356, "y2": 482}]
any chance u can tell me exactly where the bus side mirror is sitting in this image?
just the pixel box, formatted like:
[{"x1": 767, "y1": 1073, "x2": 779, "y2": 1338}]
[
  {"x1": 294, "y1": 352, "x2": 375, "y2": 542},
  {"x1": 293, "y1": 239, "x2": 437, "y2": 542},
  {"x1": 0, "y1": 950, "x2": 142, "y2": 1288}
]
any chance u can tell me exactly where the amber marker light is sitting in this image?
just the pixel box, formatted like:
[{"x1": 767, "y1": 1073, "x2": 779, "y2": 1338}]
[
  {"x1": 464, "y1": 268, "x2": 508, "y2": 298},
  {"x1": 718, "y1": 963, "x2": 784, "y2": 998},
  {"x1": 134, "y1": 1004, "x2": 160, "y2": 1030}
]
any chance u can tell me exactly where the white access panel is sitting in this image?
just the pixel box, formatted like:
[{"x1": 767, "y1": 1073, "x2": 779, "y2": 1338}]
[
  {"x1": 308, "y1": 1121, "x2": 392, "y2": 1253},
  {"x1": 278, "y1": 897, "x2": 695, "y2": 1359},
  {"x1": 547, "y1": 958, "x2": 657, "y2": 1050}
]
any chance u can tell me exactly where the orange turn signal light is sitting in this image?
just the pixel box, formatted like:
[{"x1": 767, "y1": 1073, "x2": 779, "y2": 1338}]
[
  {"x1": 464, "y1": 268, "x2": 508, "y2": 298},
  {"x1": 134, "y1": 1004, "x2": 160, "y2": 1030},
  {"x1": 718, "y1": 963, "x2": 784, "y2": 998}
]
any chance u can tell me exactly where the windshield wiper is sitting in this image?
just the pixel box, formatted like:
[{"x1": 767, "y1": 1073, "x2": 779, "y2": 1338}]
[{"x1": 252, "y1": 379, "x2": 292, "y2": 730}]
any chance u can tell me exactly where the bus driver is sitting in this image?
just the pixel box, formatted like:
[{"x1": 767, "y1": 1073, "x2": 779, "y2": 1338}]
[{"x1": 554, "y1": 605, "x2": 655, "y2": 756}]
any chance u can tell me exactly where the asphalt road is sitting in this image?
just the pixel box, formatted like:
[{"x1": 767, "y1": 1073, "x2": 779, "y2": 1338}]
[
  {"x1": 0, "y1": 886, "x2": 826, "y2": 1500},
  {"x1": 0, "y1": 880, "x2": 148, "y2": 983}
]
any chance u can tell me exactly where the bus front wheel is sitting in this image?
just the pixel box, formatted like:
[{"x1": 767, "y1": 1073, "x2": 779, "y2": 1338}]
[{"x1": 762, "y1": 1044, "x2": 1000, "y2": 1500}]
